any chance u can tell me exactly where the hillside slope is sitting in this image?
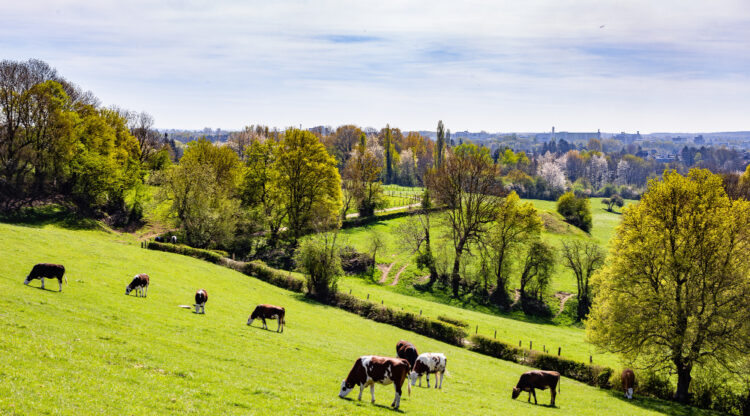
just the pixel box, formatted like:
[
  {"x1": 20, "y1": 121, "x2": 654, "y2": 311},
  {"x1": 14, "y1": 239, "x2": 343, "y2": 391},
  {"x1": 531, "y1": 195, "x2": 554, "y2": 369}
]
[{"x1": 0, "y1": 222, "x2": 711, "y2": 415}]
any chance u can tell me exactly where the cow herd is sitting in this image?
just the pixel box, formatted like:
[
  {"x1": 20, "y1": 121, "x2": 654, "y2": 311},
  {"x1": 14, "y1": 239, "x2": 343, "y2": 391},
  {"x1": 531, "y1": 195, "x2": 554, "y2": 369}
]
[{"x1": 22, "y1": 261, "x2": 638, "y2": 411}]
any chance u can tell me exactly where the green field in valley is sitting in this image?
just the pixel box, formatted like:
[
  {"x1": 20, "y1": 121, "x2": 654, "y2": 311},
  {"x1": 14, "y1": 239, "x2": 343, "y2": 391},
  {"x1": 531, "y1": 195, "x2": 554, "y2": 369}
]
[{"x1": 0, "y1": 219, "x2": 715, "y2": 415}]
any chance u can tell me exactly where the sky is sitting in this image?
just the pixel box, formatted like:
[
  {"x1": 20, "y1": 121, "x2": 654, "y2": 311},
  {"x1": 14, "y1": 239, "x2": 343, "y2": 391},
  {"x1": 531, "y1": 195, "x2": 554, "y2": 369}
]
[{"x1": 2, "y1": 0, "x2": 750, "y2": 133}]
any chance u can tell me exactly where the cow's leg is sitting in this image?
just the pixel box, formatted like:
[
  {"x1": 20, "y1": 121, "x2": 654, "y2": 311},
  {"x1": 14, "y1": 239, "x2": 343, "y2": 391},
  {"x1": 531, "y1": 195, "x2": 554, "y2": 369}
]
[
  {"x1": 627, "y1": 387, "x2": 633, "y2": 399},
  {"x1": 438, "y1": 371, "x2": 443, "y2": 389},
  {"x1": 551, "y1": 386, "x2": 556, "y2": 406},
  {"x1": 41, "y1": 277, "x2": 45, "y2": 289},
  {"x1": 262, "y1": 317, "x2": 267, "y2": 330},
  {"x1": 531, "y1": 389, "x2": 537, "y2": 405},
  {"x1": 392, "y1": 383, "x2": 402, "y2": 408},
  {"x1": 357, "y1": 384, "x2": 363, "y2": 401},
  {"x1": 58, "y1": 278, "x2": 62, "y2": 292},
  {"x1": 418, "y1": 375, "x2": 422, "y2": 387},
  {"x1": 426, "y1": 372, "x2": 430, "y2": 388},
  {"x1": 277, "y1": 317, "x2": 282, "y2": 332},
  {"x1": 370, "y1": 384, "x2": 375, "y2": 403},
  {"x1": 144, "y1": 286, "x2": 148, "y2": 297}
]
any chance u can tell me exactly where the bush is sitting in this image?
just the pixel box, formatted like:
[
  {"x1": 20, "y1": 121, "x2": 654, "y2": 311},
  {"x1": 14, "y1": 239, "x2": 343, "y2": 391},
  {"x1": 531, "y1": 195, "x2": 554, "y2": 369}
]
[
  {"x1": 146, "y1": 241, "x2": 223, "y2": 264},
  {"x1": 437, "y1": 315, "x2": 469, "y2": 328},
  {"x1": 339, "y1": 245, "x2": 373, "y2": 274},
  {"x1": 294, "y1": 234, "x2": 342, "y2": 300},
  {"x1": 468, "y1": 334, "x2": 525, "y2": 362},
  {"x1": 235, "y1": 261, "x2": 305, "y2": 293},
  {"x1": 341, "y1": 206, "x2": 444, "y2": 229},
  {"x1": 333, "y1": 292, "x2": 467, "y2": 346},
  {"x1": 637, "y1": 371, "x2": 673, "y2": 401},
  {"x1": 556, "y1": 191, "x2": 592, "y2": 232}
]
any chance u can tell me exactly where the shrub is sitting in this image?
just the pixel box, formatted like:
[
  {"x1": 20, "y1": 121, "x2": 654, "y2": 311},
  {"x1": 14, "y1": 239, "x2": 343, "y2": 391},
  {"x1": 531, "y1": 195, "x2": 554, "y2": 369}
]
[
  {"x1": 556, "y1": 191, "x2": 592, "y2": 232},
  {"x1": 238, "y1": 261, "x2": 305, "y2": 293},
  {"x1": 637, "y1": 371, "x2": 674, "y2": 401},
  {"x1": 339, "y1": 245, "x2": 373, "y2": 274},
  {"x1": 294, "y1": 234, "x2": 342, "y2": 300},
  {"x1": 468, "y1": 335, "x2": 525, "y2": 362},
  {"x1": 437, "y1": 315, "x2": 469, "y2": 328},
  {"x1": 146, "y1": 241, "x2": 223, "y2": 264}
]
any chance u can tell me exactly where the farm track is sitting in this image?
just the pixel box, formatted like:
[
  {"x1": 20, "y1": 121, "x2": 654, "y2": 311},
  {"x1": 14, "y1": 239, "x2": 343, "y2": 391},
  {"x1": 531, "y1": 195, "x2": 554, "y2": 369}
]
[
  {"x1": 390, "y1": 264, "x2": 408, "y2": 286},
  {"x1": 377, "y1": 262, "x2": 396, "y2": 283}
]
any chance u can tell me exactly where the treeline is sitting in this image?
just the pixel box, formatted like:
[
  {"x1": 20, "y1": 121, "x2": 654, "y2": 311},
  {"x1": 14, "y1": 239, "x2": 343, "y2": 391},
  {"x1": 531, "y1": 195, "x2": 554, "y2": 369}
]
[{"x1": 0, "y1": 59, "x2": 172, "y2": 221}]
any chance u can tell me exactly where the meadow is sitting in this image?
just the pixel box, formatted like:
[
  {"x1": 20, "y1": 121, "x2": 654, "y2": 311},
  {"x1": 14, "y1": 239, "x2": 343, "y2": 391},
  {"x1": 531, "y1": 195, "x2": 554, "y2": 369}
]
[{"x1": 0, "y1": 220, "x2": 713, "y2": 415}]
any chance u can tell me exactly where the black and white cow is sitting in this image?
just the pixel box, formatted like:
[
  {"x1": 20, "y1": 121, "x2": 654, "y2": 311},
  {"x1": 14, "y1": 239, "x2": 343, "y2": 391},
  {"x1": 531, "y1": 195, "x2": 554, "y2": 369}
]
[
  {"x1": 125, "y1": 273, "x2": 150, "y2": 297},
  {"x1": 171, "y1": 235, "x2": 177, "y2": 244},
  {"x1": 339, "y1": 356, "x2": 411, "y2": 410},
  {"x1": 409, "y1": 353, "x2": 447, "y2": 389},
  {"x1": 194, "y1": 289, "x2": 208, "y2": 314},
  {"x1": 24, "y1": 263, "x2": 66, "y2": 292},
  {"x1": 247, "y1": 304, "x2": 285, "y2": 332}
]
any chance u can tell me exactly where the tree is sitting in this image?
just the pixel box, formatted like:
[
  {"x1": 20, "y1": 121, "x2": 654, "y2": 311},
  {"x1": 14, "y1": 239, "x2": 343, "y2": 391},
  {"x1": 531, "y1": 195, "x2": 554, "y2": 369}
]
[
  {"x1": 557, "y1": 191, "x2": 592, "y2": 232},
  {"x1": 484, "y1": 192, "x2": 542, "y2": 306},
  {"x1": 294, "y1": 231, "x2": 342, "y2": 300},
  {"x1": 329, "y1": 124, "x2": 362, "y2": 168},
  {"x1": 383, "y1": 124, "x2": 393, "y2": 184},
  {"x1": 368, "y1": 231, "x2": 384, "y2": 279},
  {"x1": 427, "y1": 143, "x2": 503, "y2": 297},
  {"x1": 518, "y1": 241, "x2": 556, "y2": 315},
  {"x1": 241, "y1": 137, "x2": 285, "y2": 244},
  {"x1": 274, "y1": 128, "x2": 342, "y2": 241},
  {"x1": 587, "y1": 169, "x2": 750, "y2": 403},
  {"x1": 601, "y1": 194, "x2": 624, "y2": 212},
  {"x1": 561, "y1": 240, "x2": 604, "y2": 320},
  {"x1": 398, "y1": 190, "x2": 439, "y2": 286},
  {"x1": 127, "y1": 111, "x2": 161, "y2": 165},
  {"x1": 436, "y1": 120, "x2": 445, "y2": 168},
  {"x1": 537, "y1": 152, "x2": 566, "y2": 193},
  {"x1": 341, "y1": 139, "x2": 384, "y2": 217}
]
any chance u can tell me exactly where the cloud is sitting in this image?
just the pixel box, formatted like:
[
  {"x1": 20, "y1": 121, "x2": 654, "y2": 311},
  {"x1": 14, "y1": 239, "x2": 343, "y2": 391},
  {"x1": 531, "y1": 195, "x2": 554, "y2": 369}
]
[{"x1": 1, "y1": 0, "x2": 749, "y2": 132}]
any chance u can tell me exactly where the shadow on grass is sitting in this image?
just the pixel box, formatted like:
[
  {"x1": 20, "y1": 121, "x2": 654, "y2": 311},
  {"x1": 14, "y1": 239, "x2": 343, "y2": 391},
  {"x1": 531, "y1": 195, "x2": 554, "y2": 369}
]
[
  {"x1": 246, "y1": 323, "x2": 284, "y2": 333},
  {"x1": 603, "y1": 391, "x2": 712, "y2": 416},
  {"x1": 339, "y1": 397, "x2": 405, "y2": 413},
  {"x1": 0, "y1": 205, "x2": 100, "y2": 230}
]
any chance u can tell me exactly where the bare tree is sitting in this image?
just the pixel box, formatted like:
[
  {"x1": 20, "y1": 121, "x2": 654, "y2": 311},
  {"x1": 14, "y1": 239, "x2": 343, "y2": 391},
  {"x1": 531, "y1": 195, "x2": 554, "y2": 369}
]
[
  {"x1": 561, "y1": 240, "x2": 605, "y2": 320},
  {"x1": 398, "y1": 190, "x2": 439, "y2": 286},
  {"x1": 427, "y1": 144, "x2": 503, "y2": 297}
]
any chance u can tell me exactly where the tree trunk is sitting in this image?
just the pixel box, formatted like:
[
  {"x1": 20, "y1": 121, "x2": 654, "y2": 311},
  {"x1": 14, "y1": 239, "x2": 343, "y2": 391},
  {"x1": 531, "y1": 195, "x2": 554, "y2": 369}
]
[
  {"x1": 674, "y1": 364, "x2": 692, "y2": 404},
  {"x1": 450, "y1": 241, "x2": 465, "y2": 297},
  {"x1": 576, "y1": 295, "x2": 590, "y2": 321}
]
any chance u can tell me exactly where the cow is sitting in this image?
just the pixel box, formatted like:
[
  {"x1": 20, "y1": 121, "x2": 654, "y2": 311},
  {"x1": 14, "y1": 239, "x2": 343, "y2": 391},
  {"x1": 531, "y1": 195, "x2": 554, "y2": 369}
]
[
  {"x1": 24, "y1": 263, "x2": 66, "y2": 292},
  {"x1": 247, "y1": 304, "x2": 285, "y2": 332},
  {"x1": 155, "y1": 236, "x2": 164, "y2": 243},
  {"x1": 621, "y1": 368, "x2": 635, "y2": 399},
  {"x1": 396, "y1": 340, "x2": 419, "y2": 370},
  {"x1": 194, "y1": 289, "x2": 208, "y2": 314},
  {"x1": 512, "y1": 370, "x2": 560, "y2": 407},
  {"x1": 409, "y1": 353, "x2": 447, "y2": 389},
  {"x1": 125, "y1": 273, "x2": 150, "y2": 297},
  {"x1": 339, "y1": 356, "x2": 411, "y2": 410},
  {"x1": 171, "y1": 235, "x2": 177, "y2": 244}
]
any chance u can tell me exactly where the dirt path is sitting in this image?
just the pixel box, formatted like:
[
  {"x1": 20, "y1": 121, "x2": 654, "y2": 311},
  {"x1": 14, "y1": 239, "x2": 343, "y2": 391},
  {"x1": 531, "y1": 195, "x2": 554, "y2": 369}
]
[
  {"x1": 554, "y1": 291, "x2": 576, "y2": 317},
  {"x1": 345, "y1": 203, "x2": 421, "y2": 219},
  {"x1": 510, "y1": 289, "x2": 521, "y2": 308},
  {"x1": 377, "y1": 262, "x2": 396, "y2": 284},
  {"x1": 390, "y1": 265, "x2": 408, "y2": 286}
]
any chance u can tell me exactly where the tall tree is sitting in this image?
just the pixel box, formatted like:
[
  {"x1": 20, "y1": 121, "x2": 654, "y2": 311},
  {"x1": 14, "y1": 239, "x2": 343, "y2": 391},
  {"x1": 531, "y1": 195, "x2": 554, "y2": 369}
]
[
  {"x1": 561, "y1": 240, "x2": 604, "y2": 320},
  {"x1": 274, "y1": 129, "x2": 342, "y2": 241},
  {"x1": 435, "y1": 120, "x2": 445, "y2": 168},
  {"x1": 587, "y1": 169, "x2": 750, "y2": 403},
  {"x1": 341, "y1": 139, "x2": 384, "y2": 217},
  {"x1": 427, "y1": 143, "x2": 502, "y2": 297},
  {"x1": 383, "y1": 124, "x2": 393, "y2": 184},
  {"x1": 518, "y1": 241, "x2": 556, "y2": 314},
  {"x1": 398, "y1": 190, "x2": 439, "y2": 286},
  {"x1": 241, "y1": 137, "x2": 285, "y2": 244},
  {"x1": 484, "y1": 192, "x2": 542, "y2": 305}
]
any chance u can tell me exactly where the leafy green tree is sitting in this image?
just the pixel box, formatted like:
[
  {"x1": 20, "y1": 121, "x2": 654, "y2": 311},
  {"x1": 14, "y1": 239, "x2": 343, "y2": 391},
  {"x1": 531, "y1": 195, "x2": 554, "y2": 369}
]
[
  {"x1": 601, "y1": 194, "x2": 624, "y2": 212},
  {"x1": 295, "y1": 232, "x2": 342, "y2": 300},
  {"x1": 518, "y1": 241, "x2": 556, "y2": 314},
  {"x1": 427, "y1": 143, "x2": 502, "y2": 297},
  {"x1": 342, "y1": 140, "x2": 384, "y2": 217},
  {"x1": 561, "y1": 240, "x2": 604, "y2": 320},
  {"x1": 587, "y1": 169, "x2": 750, "y2": 403},
  {"x1": 436, "y1": 120, "x2": 445, "y2": 168},
  {"x1": 274, "y1": 128, "x2": 342, "y2": 240},
  {"x1": 484, "y1": 192, "x2": 543, "y2": 306},
  {"x1": 383, "y1": 124, "x2": 393, "y2": 184},
  {"x1": 241, "y1": 138, "x2": 285, "y2": 243},
  {"x1": 556, "y1": 191, "x2": 592, "y2": 232}
]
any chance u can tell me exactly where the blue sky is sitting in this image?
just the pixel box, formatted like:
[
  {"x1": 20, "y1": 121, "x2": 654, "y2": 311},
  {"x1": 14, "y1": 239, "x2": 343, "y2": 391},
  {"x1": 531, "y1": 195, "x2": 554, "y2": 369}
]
[{"x1": 2, "y1": 0, "x2": 749, "y2": 132}]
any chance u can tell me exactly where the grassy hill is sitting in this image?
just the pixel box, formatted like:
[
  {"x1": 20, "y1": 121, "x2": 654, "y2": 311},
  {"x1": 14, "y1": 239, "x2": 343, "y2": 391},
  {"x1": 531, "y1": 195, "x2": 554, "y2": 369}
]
[{"x1": 0, "y1": 220, "x2": 711, "y2": 415}]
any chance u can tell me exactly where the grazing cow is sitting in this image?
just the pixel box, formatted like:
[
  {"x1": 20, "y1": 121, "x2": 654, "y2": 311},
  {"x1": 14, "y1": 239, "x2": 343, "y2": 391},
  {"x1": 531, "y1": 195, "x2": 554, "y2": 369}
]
[
  {"x1": 512, "y1": 370, "x2": 560, "y2": 406},
  {"x1": 339, "y1": 356, "x2": 411, "y2": 410},
  {"x1": 621, "y1": 368, "x2": 635, "y2": 399},
  {"x1": 155, "y1": 236, "x2": 164, "y2": 243},
  {"x1": 171, "y1": 235, "x2": 177, "y2": 244},
  {"x1": 247, "y1": 304, "x2": 285, "y2": 332},
  {"x1": 409, "y1": 353, "x2": 447, "y2": 389},
  {"x1": 194, "y1": 289, "x2": 208, "y2": 314},
  {"x1": 396, "y1": 340, "x2": 419, "y2": 369},
  {"x1": 24, "y1": 263, "x2": 66, "y2": 292},
  {"x1": 125, "y1": 273, "x2": 150, "y2": 297}
]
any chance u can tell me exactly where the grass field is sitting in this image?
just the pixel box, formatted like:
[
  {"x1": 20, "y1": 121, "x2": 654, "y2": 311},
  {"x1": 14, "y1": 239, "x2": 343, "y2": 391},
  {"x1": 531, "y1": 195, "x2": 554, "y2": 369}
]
[{"x1": 0, "y1": 220, "x2": 713, "y2": 415}]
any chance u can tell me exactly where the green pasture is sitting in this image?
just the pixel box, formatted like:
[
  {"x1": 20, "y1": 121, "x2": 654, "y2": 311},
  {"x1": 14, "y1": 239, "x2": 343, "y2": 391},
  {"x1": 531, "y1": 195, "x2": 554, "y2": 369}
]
[{"x1": 0, "y1": 220, "x2": 713, "y2": 415}]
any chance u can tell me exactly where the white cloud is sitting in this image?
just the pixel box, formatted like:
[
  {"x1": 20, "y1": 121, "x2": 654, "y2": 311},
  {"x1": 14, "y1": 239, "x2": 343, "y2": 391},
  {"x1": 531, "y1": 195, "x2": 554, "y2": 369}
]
[{"x1": 1, "y1": 0, "x2": 749, "y2": 132}]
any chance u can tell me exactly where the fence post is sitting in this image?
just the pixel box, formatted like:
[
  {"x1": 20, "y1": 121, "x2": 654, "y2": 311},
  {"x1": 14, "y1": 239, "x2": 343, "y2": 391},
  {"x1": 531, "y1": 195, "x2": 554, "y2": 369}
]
[
  {"x1": 543, "y1": 345, "x2": 546, "y2": 353},
  {"x1": 590, "y1": 355, "x2": 593, "y2": 364},
  {"x1": 381, "y1": 300, "x2": 383, "y2": 305},
  {"x1": 519, "y1": 340, "x2": 522, "y2": 347},
  {"x1": 420, "y1": 309, "x2": 422, "y2": 316},
  {"x1": 530, "y1": 341, "x2": 533, "y2": 350},
  {"x1": 475, "y1": 325, "x2": 478, "y2": 334},
  {"x1": 349, "y1": 289, "x2": 352, "y2": 294},
  {"x1": 558, "y1": 347, "x2": 561, "y2": 356},
  {"x1": 494, "y1": 330, "x2": 497, "y2": 339},
  {"x1": 367, "y1": 294, "x2": 369, "y2": 300}
]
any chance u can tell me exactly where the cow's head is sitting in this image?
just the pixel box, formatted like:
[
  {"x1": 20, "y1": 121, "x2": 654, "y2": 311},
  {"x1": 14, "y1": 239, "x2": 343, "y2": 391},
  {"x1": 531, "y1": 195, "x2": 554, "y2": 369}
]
[
  {"x1": 246, "y1": 315, "x2": 254, "y2": 326},
  {"x1": 409, "y1": 370, "x2": 419, "y2": 386},
  {"x1": 125, "y1": 286, "x2": 132, "y2": 295},
  {"x1": 23, "y1": 275, "x2": 30, "y2": 285},
  {"x1": 512, "y1": 387, "x2": 521, "y2": 399},
  {"x1": 339, "y1": 380, "x2": 354, "y2": 398}
]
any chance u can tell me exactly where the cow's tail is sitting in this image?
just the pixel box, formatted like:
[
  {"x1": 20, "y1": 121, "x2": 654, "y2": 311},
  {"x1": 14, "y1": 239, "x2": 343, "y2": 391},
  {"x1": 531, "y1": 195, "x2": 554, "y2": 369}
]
[
  {"x1": 64, "y1": 276, "x2": 68, "y2": 285},
  {"x1": 558, "y1": 377, "x2": 561, "y2": 394},
  {"x1": 281, "y1": 308, "x2": 286, "y2": 325},
  {"x1": 407, "y1": 375, "x2": 411, "y2": 396}
]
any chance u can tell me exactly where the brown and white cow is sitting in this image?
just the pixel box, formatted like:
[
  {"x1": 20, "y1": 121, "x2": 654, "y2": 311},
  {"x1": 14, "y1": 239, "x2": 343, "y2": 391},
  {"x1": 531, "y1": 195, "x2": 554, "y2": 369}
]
[
  {"x1": 512, "y1": 370, "x2": 560, "y2": 406},
  {"x1": 621, "y1": 368, "x2": 635, "y2": 399},
  {"x1": 396, "y1": 340, "x2": 419, "y2": 369},
  {"x1": 339, "y1": 356, "x2": 411, "y2": 409},
  {"x1": 194, "y1": 289, "x2": 208, "y2": 314},
  {"x1": 409, "y1": 352, "x2": 447, "y2": 388},
  {"x1": 125, "y1": 273, "x2": 150, "y2": 297},
  {"x1": 247, "y1": 304, "x2": 285, "y2": 332},
  {"x1": 24, "y1": 263, "x2": 66, "y2": 292}
]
